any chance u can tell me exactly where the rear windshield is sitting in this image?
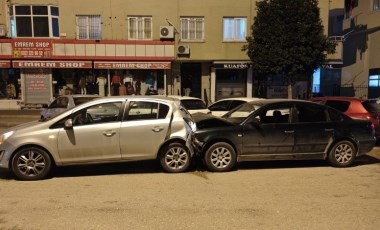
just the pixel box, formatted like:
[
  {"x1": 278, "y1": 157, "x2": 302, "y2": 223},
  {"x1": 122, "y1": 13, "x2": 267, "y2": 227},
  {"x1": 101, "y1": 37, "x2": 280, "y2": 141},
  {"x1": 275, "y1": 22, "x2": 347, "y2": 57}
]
[
  {"x1": 73, "y1": 97, "x2": 98, "y2": 105},
  {"x1": 181, "y1": 99, "x2": 207, "y2": 110},
  {"x1": 362, "y1": 101, "x2": 380, "y2": 113}
]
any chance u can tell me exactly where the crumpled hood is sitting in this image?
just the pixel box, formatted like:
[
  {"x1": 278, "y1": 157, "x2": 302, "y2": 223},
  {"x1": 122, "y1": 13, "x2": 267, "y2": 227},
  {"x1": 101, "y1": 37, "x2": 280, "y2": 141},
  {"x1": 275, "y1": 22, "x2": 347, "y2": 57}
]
[{"x1": 192, "y1": 113, "x2": 235, "y2": 129}]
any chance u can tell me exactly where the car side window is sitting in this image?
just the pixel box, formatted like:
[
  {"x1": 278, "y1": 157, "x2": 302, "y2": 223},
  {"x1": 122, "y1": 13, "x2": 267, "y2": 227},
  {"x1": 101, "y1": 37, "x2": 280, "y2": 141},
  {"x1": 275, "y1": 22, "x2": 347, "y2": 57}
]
[
  {"x1": 325, "y1": 100, "x2": 350, "y2": 112},
  {"x1": 209, "y1": 101, "x2": 231, "y2": 111},
  {"x1": 295, "y1": 104, "x2": 327, "y2": 123},
  {"x1": 257, "y1": 106, "x2": 290, "y2": 124},
  {"x1": 124, "y1": 101, "x2": 163, "y2": 121},
  {"x1": 72, "y1": 102, "x2": 122, "y2": 126}
]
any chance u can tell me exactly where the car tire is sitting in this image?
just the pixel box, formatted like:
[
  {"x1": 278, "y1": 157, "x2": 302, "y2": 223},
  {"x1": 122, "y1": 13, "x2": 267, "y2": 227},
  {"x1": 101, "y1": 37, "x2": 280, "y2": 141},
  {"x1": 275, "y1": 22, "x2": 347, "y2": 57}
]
[
  {"x1": 11, "y1": 147, "x2": 52, "y2": 181},
  {"x1": 328, "y1": 140, "x2": 356, "y2": 167},
  {"x1": 204, "y1": 142, "x2": 236, "y2": 172},
  {"x1": 160, "y1": 143, "x2": 191, "y2": 173}
]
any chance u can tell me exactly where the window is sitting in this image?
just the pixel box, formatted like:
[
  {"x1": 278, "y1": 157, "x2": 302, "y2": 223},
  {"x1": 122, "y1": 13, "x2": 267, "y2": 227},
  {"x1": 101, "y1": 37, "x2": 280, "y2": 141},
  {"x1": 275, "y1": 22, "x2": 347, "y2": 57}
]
[
  {"x1": 180, "y1": 17, "x2": 204, "y2": 41},
  {"x1": 374, "y1": 0, "x2": 380, "y2": 10},
  {"x1": 9, "y1": 5, "x2": 59, "y2": 38},
  {"x1": 72, "y1": 102, "x2": 122, "y2": 126},
  {"x1": 369, "y1": 75, "x2": 380, "y2": 87},
  {"x1": 76, "y1": 15, "x2": 101, "y2": 40},
  {"x1": 125, "y1": 101, "x2": 168, "y2": 121},
  {"x1": 223, "y1": 17, "x2": 247, "y2": 41},
  {"x1": 128, "y1": 16, "x2": 152, "y2": 40},
  {"x1": 295, "y1": 104, "x2": 327, "y2": 123}
]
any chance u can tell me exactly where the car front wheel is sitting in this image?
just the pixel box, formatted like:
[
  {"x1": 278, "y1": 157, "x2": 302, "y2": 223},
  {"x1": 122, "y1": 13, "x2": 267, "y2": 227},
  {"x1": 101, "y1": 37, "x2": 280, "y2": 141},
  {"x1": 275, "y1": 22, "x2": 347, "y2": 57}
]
[
  {"x1": 160, "y1": 143, "x2": 191, "y2": 173},
  {"x1": 11, "y1": 147, "x2": 52, "y2": 181},
  {"x1": 204, "y1": 142, "x2": 236, "y2": 172},
  {"x1": 328, "y1": 140, "x2": 356, "y2": 167}
]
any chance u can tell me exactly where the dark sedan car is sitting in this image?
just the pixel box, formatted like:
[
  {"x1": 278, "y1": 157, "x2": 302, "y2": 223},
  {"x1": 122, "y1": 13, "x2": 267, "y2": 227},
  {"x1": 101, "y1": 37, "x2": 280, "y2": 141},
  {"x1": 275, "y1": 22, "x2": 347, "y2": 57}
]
[{"x1": 193, "y1": 99, "x2": 376, "y2": 172}]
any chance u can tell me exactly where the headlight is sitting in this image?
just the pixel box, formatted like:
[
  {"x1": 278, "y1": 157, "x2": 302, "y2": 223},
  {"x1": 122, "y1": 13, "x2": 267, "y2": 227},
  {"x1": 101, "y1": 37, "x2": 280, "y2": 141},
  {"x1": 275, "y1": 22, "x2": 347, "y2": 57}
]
[{"x1": 0, "y1": 131, "x2": 14, "y2": 145}]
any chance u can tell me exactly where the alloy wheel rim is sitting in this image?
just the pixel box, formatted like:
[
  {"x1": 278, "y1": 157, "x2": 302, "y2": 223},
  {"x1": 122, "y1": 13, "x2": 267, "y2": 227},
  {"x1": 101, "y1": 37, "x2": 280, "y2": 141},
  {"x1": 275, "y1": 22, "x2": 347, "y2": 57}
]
[
  {"x1": 334, "y1": 144, "x2": 353, "y2": 164},
  {"x1": 17, "y1": 151, "x2": 46, "y2": 177},
  {"x1": 165, "y1": 147, "x2": 188, "y2": 170},
  {"x1": 211, "y1": 147, "x2": 231, "y2": 169}
]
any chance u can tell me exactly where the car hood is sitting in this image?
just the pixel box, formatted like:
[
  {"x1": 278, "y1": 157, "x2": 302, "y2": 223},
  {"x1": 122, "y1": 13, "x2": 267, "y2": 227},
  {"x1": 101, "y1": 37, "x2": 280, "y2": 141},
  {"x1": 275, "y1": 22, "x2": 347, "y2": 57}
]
[
  {"x1": 192, "y1": 113, "x2": 235, "y2": 129},
  {"x1": 1, "y1": 120, "x2": 41, "y2": 134}
]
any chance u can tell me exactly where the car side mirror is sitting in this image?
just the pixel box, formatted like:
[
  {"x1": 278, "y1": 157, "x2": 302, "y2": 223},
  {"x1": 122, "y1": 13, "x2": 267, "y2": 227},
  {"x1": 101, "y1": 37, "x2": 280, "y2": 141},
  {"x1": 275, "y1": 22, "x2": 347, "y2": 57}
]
[
  {"x1": 247, "y1": 118, "x2": 261, "y2": 128},
  {"x1": 64, "y1": 119, "x2": 73, "y2": 130}
]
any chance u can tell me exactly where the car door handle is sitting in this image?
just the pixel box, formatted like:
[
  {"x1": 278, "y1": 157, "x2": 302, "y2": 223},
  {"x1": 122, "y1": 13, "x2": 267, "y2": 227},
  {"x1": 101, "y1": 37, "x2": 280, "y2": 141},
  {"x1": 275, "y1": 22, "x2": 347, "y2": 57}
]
[
  {"x1": 103, "y1": 130, "x2": 116, "y2": 137},
  {"x1": 284, "y1": 130, "x2": 294, "y2": 134},
  {"x1": 152, "y1": 126, "x2": 164, "y2": 132}
]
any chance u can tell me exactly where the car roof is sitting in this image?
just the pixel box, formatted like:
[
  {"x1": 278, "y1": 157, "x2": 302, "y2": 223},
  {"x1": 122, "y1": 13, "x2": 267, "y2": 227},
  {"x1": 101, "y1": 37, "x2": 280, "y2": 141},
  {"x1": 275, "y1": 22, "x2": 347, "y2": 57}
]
[
  {"x1": 310, "y1": 96, "x2": 368, "y2": 102},
  {"x1": 163, "y1": 95, "x2": 203, "y2": 100},
  {"x1": 59, "y1": 94, "x2": 100, "y2": 98},
  {"x1": 214, "y1": 97, "x2": 264, "y2": 102}
]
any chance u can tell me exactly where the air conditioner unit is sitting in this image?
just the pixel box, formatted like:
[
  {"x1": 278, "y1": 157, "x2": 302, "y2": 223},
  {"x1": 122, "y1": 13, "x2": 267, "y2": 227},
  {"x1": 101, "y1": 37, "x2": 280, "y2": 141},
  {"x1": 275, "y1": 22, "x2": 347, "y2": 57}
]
[
  {"x1": 160, "y1": 26, "x2": 174, "y2": 39},
  {"x1": 177, "y1": 45, "x2": 190, "y2": 55},
  {"x1": 0, "y1": 25, "x2": 6, "y2": 37}
]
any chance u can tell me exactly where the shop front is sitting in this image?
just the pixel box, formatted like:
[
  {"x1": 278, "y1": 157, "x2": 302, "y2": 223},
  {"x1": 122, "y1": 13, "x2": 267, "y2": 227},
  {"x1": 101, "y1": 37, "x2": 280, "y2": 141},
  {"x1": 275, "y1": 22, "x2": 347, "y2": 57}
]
[
  {"x1": 212, "y1": 62, "x2": 252, "y2": 101},
  {"x1": 0, "y1": 38, "x2": 175, "y2": 109}
]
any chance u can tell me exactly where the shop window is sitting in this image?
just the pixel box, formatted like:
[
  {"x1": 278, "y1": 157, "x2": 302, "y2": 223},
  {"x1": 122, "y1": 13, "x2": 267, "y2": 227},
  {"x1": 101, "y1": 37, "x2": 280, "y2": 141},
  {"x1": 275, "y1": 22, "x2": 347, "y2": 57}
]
[
  {"x1": 369, "y1": 75, "x2": 380, "y2": 87},
  {"x1": 9, "y1": 5, "x2": 59, "y2": 38},
  {"x1": 180, "y1": 17, "x2": 204, "y2": 41},
  {"x1": 127, "y1": 16, "x2": 152, "y2": 40},
  {"x1": 76, "y1": 15, "x2": 101, "y2": 40},
  {"x1": 374, "y1": 0, "x2": 380, "y2": 10},
  {"x1": 223, "y1": 17, "x2": 246, "y2": 42}
]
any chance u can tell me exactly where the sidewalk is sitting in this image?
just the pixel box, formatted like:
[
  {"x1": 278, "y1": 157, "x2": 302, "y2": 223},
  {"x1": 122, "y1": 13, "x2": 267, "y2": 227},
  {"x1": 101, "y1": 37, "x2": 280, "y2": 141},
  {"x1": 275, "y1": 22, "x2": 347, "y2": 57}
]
[{"x1": 0, "y1": 109, "x2": 41, "y2": 129}]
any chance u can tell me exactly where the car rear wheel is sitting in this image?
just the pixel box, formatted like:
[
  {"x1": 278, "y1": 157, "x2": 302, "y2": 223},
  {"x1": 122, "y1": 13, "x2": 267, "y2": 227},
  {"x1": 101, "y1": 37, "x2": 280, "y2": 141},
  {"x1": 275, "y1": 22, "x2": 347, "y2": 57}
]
[
  {"x1": 11, "y1": 147, "x2": 52, "y2": 181},
  {"x1": 204, "y1": 142, "x2": 236, "y2": 172},
  {"x1": 328, "y1": 140, "x2": 356, "y2": 167},
  {"x1": 160, "y1": 143, "x2": 190, "y2": 173}
]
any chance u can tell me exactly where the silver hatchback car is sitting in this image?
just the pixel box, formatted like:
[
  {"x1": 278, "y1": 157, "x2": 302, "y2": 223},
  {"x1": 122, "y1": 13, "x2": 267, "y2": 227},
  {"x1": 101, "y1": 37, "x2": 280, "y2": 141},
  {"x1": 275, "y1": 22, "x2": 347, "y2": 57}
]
[{"x1": 0, "y1": 96, "x2": 196, "y2": 180}]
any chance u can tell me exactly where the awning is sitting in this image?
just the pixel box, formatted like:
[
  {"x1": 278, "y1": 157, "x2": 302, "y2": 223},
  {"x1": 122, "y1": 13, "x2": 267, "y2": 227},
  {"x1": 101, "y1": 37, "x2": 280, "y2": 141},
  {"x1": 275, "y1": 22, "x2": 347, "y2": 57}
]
[
  {"x1": 12, "y1": 60, "x2": 92, "y2": 68},
  {"x1": 0, "y1": 60, "x2": 11, "y2": 68},
  {"x1": 94, "y1": 61, "x2": 171, "y2": 69}
]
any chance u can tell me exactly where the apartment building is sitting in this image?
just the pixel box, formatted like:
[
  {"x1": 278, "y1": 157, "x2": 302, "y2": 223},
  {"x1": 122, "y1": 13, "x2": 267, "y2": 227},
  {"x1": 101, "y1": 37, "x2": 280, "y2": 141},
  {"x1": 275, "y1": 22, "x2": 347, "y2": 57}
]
[{"x1": 0, "y1": 0, "x2": 342, "y2": 109}]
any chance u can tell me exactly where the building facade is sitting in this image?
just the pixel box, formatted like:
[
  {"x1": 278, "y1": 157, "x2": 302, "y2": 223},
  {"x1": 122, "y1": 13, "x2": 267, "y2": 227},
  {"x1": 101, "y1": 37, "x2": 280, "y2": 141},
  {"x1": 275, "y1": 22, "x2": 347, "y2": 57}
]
[{"x1": 0, "y1": 0, "x2": 343, "y2": 109}]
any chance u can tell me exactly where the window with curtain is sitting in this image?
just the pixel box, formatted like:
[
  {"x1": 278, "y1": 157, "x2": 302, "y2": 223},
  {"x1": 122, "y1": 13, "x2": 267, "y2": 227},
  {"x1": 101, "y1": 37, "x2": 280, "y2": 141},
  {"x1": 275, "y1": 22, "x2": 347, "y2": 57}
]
[
  {"x1": 223, "y1": 17, "x2": 247, "y2": 41},
  {"x1": 9, "y1": 5, "x2": 59, "y2": 38},
  {"x1": 76, "y1": 15, "x2": 101, "y2": 40},
  {"x1": 180, "y1": 17, "x2": 204, "y2": 41},
  {"x1": 128, "y1": 16, "x2": 152, "y2": 40}
]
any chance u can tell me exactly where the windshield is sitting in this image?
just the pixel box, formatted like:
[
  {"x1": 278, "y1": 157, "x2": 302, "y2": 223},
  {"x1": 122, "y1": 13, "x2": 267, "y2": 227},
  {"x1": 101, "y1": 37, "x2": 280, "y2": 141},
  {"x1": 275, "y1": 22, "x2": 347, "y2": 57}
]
[
  {"x1": 222, "y1": 102, "x2": 261, "y2": 119},
  {"x1": 181, "y1": 99, "x2": 207, "y2": 110}
]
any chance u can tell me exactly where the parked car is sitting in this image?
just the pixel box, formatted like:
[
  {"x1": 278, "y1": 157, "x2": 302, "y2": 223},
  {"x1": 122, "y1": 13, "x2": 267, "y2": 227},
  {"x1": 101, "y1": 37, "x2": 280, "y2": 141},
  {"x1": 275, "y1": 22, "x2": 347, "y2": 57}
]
[
  {"x1": 0, "y1": 96, "x2": 196, "y2": 180},
  {"x1": 193, "y1": 99, "x2": 376, "y2": 172},
  {"x1": 310, "y1": 96, "x2": 380, "y2": 140},
  {"x1": 208, "y1": 97, "x2": 264, "y2": 117},
  {"x1": 40, "y1": 94, "x2": 100, "y2": 119},
  {"x1": 163, "y1": 95, "x2": 210, "y2": 114}
]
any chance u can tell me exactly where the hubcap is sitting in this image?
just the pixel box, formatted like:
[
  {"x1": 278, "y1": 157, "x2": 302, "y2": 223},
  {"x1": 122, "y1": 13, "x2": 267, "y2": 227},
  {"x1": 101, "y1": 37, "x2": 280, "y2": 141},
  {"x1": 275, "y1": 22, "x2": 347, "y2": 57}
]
[
  {"x1": 165, "y1": 147, "x2": 188, "y2": 170},
  {"x1": 334, "y1": 143, "x2": 353, "y2": 164},
  {"x1": 210, "y1": 147, "x2": 231, "y2": 169},
  {"x1": 17, "y1": 151, "x2": 46, "y2": 177}
]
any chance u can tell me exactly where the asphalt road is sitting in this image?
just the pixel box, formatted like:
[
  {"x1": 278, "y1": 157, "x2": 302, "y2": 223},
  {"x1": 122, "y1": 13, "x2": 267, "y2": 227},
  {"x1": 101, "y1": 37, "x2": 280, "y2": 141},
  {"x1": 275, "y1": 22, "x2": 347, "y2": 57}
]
[{"x1": 0, "y1": 152, "x2": 379, "y2": 230}]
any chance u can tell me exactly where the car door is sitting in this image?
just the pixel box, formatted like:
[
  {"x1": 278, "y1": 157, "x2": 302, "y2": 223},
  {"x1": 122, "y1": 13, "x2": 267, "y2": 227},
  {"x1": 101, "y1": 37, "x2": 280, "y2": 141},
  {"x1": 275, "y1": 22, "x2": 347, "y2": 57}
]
[
  {"x1": 292, "y1": 103, "x2": 334, "y2": 156},
  {"x1": 119, "y1": 100, "x2": 170, "y2": 160},
  {"x1": 57, "y1": 101, "x2": 122, "y2": 163},
  {"x1": 241, "y1": 104, "x2": 294, "y2": 159}
]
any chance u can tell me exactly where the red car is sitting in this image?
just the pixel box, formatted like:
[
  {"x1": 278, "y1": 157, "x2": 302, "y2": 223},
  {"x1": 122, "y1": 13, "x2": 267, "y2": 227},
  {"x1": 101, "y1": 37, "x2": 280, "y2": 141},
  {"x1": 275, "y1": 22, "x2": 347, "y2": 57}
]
[{"x1": 310, "y1": 97, "x2": 380, "y2": 139}]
